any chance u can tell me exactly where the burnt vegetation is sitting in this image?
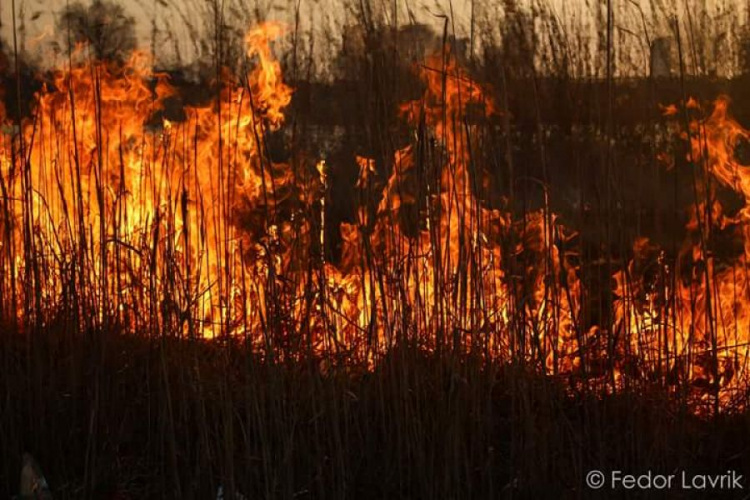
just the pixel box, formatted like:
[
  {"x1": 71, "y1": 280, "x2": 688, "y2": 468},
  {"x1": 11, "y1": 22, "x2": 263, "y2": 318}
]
[{"x1": 3, "y1": 0, "x2": 750, "y2": 498}]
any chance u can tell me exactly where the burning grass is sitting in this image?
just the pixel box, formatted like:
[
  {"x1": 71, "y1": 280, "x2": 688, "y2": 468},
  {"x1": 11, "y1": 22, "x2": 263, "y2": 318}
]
[
  {"x1": 3, "y1": 10, "x2": 750, "y2": 498},
  {"x1": 0, "y1": 22, "x2": 748, "y2": 408}
]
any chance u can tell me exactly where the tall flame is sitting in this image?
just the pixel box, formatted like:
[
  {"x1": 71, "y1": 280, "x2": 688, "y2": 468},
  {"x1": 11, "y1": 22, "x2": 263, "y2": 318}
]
[{"x1": 4, "y1": 24, "x2": 750, "y2": 413}]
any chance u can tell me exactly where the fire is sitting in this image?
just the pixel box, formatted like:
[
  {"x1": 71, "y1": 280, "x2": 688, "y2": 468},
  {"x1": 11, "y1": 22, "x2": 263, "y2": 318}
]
[
  {"x1": 0, "y1": 23, "x2": 294, "y2": 341},
  {"x1": 613, "y1": 95, "x2": 750, "y2": 412},
  {"x1": 3, "y1": 20, "x2": 750, "y2": 413},
  {"x1": 683, "y1": 96, "x2": 750, "y2": 409}
]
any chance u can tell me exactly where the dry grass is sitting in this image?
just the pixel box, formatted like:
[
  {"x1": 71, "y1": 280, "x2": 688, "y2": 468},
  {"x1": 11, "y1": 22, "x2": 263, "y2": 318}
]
[{"x1": 2, "y1": 1, "x2": 750, "y2": 498}]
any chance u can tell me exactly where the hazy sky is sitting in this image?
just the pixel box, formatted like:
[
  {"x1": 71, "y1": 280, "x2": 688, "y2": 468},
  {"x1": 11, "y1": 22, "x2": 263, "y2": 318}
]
[
  {"x1": 0, "y1": 0, "x2": 473, "y2": 64},
  {"x1": 0, "y1": 0, "x2": 746, "y2": 76}
]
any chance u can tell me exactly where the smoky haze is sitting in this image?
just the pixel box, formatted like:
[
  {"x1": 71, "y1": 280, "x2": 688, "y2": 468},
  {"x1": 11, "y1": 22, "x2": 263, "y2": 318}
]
[{"x1": 0, "y1": 0, "x2": 748, "y2": 77}]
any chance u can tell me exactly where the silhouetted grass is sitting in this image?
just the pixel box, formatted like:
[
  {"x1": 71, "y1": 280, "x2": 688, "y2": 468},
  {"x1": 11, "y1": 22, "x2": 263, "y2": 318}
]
[{"x1": 2, "y1": 1, "x2": 750, "y2": 498}]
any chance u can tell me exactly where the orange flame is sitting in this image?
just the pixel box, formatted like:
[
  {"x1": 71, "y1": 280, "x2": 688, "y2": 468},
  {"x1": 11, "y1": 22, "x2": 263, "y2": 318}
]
[{"x1": 5, "y1": 24, "x2": 750, "y2": 413}]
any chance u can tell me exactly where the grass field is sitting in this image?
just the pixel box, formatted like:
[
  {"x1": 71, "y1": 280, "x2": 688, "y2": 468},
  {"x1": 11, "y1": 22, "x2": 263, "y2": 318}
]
[{"x1": 3, "y1": 0, "x2": 750, "y2": 497}]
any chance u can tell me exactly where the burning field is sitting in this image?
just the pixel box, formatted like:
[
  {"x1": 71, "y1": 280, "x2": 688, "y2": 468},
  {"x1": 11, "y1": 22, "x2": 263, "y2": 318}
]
[{"x1": 3, "y1": 0, "x2": 750, "y2": 498}]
